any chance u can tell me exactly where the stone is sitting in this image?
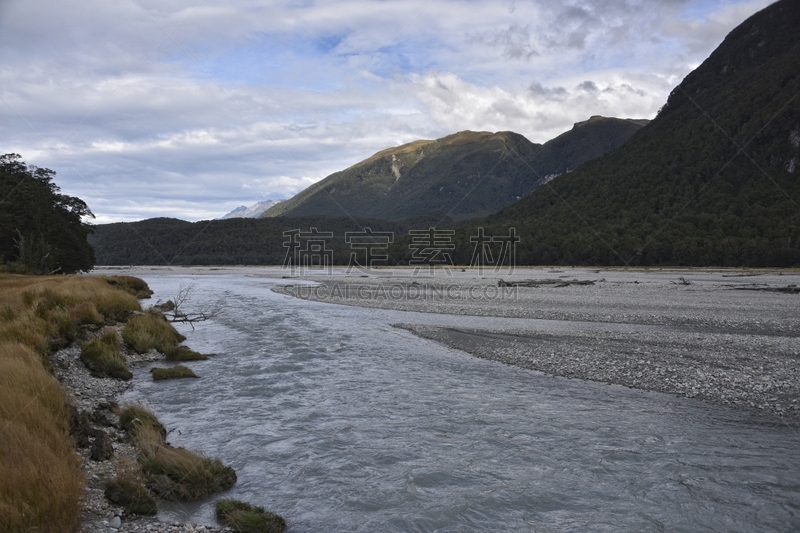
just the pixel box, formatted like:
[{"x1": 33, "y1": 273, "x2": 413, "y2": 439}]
[
  {"x1": 90, "y1": 431, "x2": 114, "y2": 461},
  {"x1": 110, "y1": 515, "x2": 122, "y2": 528}
]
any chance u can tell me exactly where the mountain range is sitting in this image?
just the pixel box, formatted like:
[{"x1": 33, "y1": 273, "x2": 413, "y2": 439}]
[
  {"x1": 263, "y1": 116, "x2": 647, "y2": 221},
  {"x1": 88, "y1": 0, "x2": 800, "y2": 267}
]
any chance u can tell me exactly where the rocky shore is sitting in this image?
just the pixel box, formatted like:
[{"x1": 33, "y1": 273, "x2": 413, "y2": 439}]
[
  {"x1": 50, "y1": 335, "x2": 231, "y2": 533},
  {"x1": 273, "y1": 267, "x2": 800, "y2": 424}
]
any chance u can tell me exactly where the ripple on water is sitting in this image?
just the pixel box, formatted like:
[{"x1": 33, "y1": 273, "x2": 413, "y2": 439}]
[{"x1": 125, "y1": 274, "x2": 800, "y2": 533}]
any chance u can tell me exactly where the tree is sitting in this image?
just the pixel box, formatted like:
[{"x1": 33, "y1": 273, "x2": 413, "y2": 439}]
[{"x1": 0, "y1": 154, "x2": 96, "y2": 273}]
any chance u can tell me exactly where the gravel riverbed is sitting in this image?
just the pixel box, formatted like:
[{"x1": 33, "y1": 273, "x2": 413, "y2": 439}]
[
  {"x1": 272, "y1": 267, "x2": 800, "y2": 423},
  {"x1": 50, "y1": 332, "x2": 232, "y2": 533}
]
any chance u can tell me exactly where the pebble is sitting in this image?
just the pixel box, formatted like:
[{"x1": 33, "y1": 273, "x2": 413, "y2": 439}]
[
  {"x1": 277, "y1": 272, "x2": 800, "y2": 424},
  {"x1": 49, "y1": 327, "x2": 229, "y2": 533}
]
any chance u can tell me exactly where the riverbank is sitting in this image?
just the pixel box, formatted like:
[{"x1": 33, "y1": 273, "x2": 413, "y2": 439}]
[
  {"x1": 51, "y1": 334, "x2": 233, "y2": 533},
  {"x1": 269, "y1": 266, "x2": 800, "y2": 423},
  {"x1": 0, "y1": 273, "x2": 236, "y2": 532}
]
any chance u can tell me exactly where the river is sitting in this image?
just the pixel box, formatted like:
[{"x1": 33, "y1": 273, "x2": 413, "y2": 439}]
[{"x1": 120, "y1": 271, "x2": 800, "y2": 532}]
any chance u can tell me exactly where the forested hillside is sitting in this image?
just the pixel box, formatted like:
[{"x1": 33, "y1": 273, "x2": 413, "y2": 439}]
[
  {"x1": 0, "y1": 154, "x2": 95, "y2": 273},
  {"x1": 479, "y1": 0, "x2": 800, "y2": 266}
]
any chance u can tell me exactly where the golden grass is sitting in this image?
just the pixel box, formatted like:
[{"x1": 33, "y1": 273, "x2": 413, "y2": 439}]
[
  {"x1": 119, "y1": 405, "x2": 167, "y2": 441},
  {"x1": 0, "y1": 343, "x2": 83, "y2": 533},
  {"x1": 80, "y1": 327, "x2": 131, "y2": 380},
  {"x1": 0, "y1": 274, "x2": 142, "y2": 360},
  {"x1": 101, "y1": 275, "x2": 154, "y2": 299},
  {"x1": 122, "y1": 312, "x2": 185, "y2": 354},
  {"x1": 0, "y1": 273, "x2": 150, "y2": 533},
  {"x1": 122, "y1": 312, "x2": 207, "y2": 361}
]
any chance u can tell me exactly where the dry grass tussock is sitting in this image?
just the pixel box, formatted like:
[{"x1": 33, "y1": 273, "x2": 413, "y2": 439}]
[
  {"x1": 104, "y1": 456, "x2": 157, "y2": 516},
  {"x1": 121, "y1": 405, "x2": 236, "y2": 501},
  {"x1": 216, "y1": 499, "x2": 286, "y2": 533},
  {"x1": 0, "y1": 274, "x2": 142, "y2": 359},
  {"x1": 80, "y1": 327, "x2": 131, "y2": 380},
  {"x1": 123, "y1": 312, "x2": 207, "y2": 361},
  {"x1": 151, "y1": 365, "x2": 198, "y2": 381},
  {"x1": 0, "y1": 274, "x2": 150, "y2": 533},
  {"x1": 0, "y1": 342, "x2": 83, "y2": 533}
]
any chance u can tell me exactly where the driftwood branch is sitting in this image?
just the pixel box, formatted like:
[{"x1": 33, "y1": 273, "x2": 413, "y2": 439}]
[{"x1": 154, "y1": 284, "x2": 223, "y2": 330}]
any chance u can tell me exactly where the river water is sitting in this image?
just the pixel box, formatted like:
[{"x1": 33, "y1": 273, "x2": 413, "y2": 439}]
[{"x1": 121, "y1": 273, "x2": 800, "y2": 532}]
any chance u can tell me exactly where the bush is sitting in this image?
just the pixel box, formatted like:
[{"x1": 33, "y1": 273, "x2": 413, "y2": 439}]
[
  {"x1": 122, "y1": 313, "x2": 186, "y2": 354},
  {"x1": 151, "y1": 365, "x2": 199, "y2": 381},
  {"x1": 80, "y1": 328, "x2": 131, "y2": 380},
  {"x1": 215, "y1": 499, "x2": 286, "y2": 533}
]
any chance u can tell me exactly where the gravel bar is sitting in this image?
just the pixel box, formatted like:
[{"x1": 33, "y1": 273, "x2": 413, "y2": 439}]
[{"x1": 272, "y1": 267, "x2": 800, "y2": 424}]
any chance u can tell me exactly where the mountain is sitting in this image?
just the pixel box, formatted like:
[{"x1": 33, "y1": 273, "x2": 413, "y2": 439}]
[
  {"x1": 220, "y1": 200, "x2": 281, "y2": 219},
  {"x1": 479, "y1": 0, "x2": 800, "y2": 267},
  {"x1": 264, "y1": 118, "x2": 646, "y2": 222}
]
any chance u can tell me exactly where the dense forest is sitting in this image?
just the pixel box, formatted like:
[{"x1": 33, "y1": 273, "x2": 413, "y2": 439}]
[
  {"x1": 475, "y1": 0, "x2": 800, "y2": 267},
  {"x1": 0, "y1": 154, "x2": 95, "y2": 273}
]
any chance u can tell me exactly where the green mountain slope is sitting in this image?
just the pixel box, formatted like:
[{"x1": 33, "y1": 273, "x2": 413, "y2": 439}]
[
  {"x1": 265, "y1": 118, "x2": 646, "y2": 222},
  {"x1": 485, "y1": 0, "x2": 800, "y2": 266}
]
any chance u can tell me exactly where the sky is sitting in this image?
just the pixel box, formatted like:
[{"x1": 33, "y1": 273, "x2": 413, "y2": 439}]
[{"x1": 0, "y1": 0, "x2": 773, "y2": 223}]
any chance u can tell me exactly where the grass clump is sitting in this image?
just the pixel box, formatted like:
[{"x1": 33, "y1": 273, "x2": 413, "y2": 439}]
[
  {"x1": 0, "y1": 342, "x2": 84, "y2": 533},
  {"x1": 151, "y1": 365, "x2": 199, "y2": 381},
  {"x1": 164, "y1": 344, "x2": 208, "y2": 361},
  {"x1": 103, "y1": 276, "x2": 154, "y2": 299},
  {"x1": 122, "y1": 313, "x2": 206, "y2": 360},
  {"x1": 119, "y1": 405, "x2": 167, "y2": 440},
  {"x1": 80, "y1": 327, "x2": 131, "y2": 380},
  {"x1": 104, "y1": 457, "x2": 157, "y2": 516},
  {"x1": 215, "y1": 499, "x2": 286, "y2": 533},
  {"x1": 122, "y1": 406, "x2": 236, "y2": 501},
  {"x1": 122, "y1": 313, "x2": 185, "y2": 354}
]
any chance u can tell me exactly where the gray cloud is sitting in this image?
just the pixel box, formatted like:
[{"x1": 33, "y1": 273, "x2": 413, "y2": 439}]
[{"x1": 0, "y1": 0, "x2": 773, "y2": 222}]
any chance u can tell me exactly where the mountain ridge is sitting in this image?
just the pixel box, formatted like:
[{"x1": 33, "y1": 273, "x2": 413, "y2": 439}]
[{"x1": 264, "y1": 118, "x2": 647, "y2": 221}]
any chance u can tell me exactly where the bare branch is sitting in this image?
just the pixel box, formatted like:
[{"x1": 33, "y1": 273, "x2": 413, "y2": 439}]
[{"x1": 153, "y1": 283, "x2": 223, "y2": 330}]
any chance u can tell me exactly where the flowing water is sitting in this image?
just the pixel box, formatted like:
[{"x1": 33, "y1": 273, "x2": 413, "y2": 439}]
[{"x1": 121, "y1": 273, "x2": 800, "y2": 532}]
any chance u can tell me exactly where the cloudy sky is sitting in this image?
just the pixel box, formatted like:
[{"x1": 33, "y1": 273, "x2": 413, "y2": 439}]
[{"x1": 0, "y1": 0, "x2": 772, "y2": 223}]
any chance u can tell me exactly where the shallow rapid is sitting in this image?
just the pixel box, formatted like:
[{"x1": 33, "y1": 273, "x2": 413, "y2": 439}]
[{"x1": 123, "y1": 273, "x2": 800, "y2": 533}]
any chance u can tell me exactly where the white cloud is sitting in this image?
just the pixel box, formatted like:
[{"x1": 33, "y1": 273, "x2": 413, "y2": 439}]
[{"x1": 0, "y1": 0, "x2": 773, "y2": 221}]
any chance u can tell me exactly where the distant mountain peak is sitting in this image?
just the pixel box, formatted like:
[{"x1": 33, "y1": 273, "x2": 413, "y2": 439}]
[{"x1": 220, "y1": 200, "x2": 281, "y2": 219}]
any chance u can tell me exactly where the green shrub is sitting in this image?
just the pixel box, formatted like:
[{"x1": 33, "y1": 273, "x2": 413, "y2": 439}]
[
  {"x1": 80, "y1": 328, "x2": 131, "y2": 380},
  {"x1": 215, "y1": 499, "x2": 286, "y2": 533},
  {"x1": 119, "y1": 405, "x2": 166, "y2": 440},
  {"x1": 150, "y1": 365, "x2": 199, "y2": 381}
]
